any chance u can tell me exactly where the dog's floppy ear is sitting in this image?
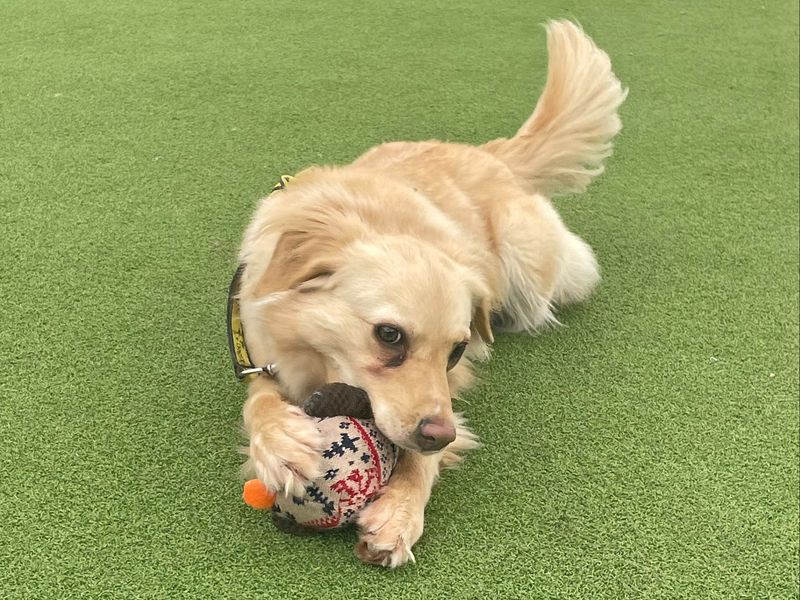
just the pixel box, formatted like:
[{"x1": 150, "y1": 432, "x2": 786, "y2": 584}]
[
  {"x1": 472, "y1": 297, "x2": 494, "y2": 344},
  {"x1": 255, "y1": 230, "x2": 341, "y2": 296},
  {"x1": 458, "y1": 264, "x2": 495, "y2": 345}
]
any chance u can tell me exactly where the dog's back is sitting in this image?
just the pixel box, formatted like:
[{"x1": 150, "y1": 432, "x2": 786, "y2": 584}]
[{"x1": 351, "y1": 21, "x2": 626, "y2": 331}]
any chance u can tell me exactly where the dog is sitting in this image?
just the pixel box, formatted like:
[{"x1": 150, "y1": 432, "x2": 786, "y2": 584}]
[{"x1": 236, "y1": 20, "x2": 625, "y2": 567}]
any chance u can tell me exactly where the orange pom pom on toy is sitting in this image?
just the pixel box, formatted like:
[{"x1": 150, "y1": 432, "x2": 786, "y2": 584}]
[{"x1": 243, "y1": 478, "x2": 276, "y2": 510}]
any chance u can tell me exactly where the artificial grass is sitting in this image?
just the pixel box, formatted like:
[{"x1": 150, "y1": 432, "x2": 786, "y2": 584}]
[{"x1": 1, "y1": 0, "x2": 798, "y2": 598}]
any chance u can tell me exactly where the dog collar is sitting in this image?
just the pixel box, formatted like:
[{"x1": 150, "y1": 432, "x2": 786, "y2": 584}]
[{"x1": 226, "y1": 175, "x2": 294, "y2": 382}]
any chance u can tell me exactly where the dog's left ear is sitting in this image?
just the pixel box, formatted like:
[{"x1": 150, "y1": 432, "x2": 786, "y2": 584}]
[
  {"x1": 472, "y1": 297, "x2": 494, "y2": 344},
  {"x1": 254, "y1": 230, "x2": 342, "y2": 297}
]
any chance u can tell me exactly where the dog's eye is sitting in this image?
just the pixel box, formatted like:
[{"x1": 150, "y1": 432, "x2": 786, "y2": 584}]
[
  {"x1": 375, "y1": 324, "x2": 404, "y2": 346},
  {"x1": 447, "y1": 342, "x2": 467, "y2": 370}
]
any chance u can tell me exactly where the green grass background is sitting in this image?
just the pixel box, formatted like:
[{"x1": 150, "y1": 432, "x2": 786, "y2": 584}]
[{"x1": 1, "y1": 1, "x2": 798, "y2": 598}]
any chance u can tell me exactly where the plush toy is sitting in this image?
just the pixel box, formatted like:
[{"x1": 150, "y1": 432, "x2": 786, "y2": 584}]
[{"x1": 243, "y1": 383, "x2": 397, "y2": 535}]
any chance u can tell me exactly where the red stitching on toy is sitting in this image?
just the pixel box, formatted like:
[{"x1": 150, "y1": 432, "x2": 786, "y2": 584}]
[{"x1": 308, "y1": 514, "x2": 341, "y2": 529}]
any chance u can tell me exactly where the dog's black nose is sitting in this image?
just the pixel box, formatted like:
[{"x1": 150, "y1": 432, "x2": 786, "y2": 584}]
[{"x1": 413, "y1": 417, "x2": 456, "y2": 452}]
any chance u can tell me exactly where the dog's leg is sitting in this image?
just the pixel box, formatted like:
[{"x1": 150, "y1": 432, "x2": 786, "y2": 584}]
[
  {"x1": 355, "y1": 418, "x2": 478, "y2": 568},
  {"x1": 493, "y1": 194, "x2": 600, "y2": 333},
  {"x1": 242, "y1": 377, "x2": 324, "y2": 496},
  {"x1": 550, "y1": 230, "x2": 601, "y2": 306},
  {"x1": 355, "y1": 449, "x2": 438, "y2": 568}
]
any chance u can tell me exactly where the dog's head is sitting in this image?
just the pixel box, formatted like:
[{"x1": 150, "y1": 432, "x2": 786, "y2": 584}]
[{"x1": 241, "y1": 182, "x2": 493, "y2": 452}]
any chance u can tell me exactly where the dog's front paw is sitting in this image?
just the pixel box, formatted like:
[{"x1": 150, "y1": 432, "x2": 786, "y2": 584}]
[
  {"x1": 355, "y1": 488, "x2": 425, "y2": 568},
  {"x1": 247, "y1": 404, "x2": 324, "y2": 497}
]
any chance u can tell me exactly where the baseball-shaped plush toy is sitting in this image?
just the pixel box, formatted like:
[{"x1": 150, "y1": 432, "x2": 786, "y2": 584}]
[{"x1": 243, "y1": 383, "x2": 397, "y2": 535}]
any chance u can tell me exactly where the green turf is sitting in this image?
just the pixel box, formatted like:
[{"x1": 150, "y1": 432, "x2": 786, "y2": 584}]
[{"x1": 1, "y1": 1, "x2": 798, "y2": 598}]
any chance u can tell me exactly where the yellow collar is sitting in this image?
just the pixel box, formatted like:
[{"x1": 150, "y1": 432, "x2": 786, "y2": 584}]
[{"x1": 226, "y1": 175, "x2": 294, "y2": 382}]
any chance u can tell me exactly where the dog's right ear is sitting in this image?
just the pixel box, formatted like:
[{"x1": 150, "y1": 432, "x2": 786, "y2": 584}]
[
  {"x1": 255, "y1": 230, "x2": 341, "y2": 296},
  {"x1": 472, "y1": 297, "x2": 494, "y2": 345}
]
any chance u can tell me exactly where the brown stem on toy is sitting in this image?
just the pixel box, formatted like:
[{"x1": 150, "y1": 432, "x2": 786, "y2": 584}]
[{"x1": 303, "y1": 383, "x2": 373, "y2": 419}]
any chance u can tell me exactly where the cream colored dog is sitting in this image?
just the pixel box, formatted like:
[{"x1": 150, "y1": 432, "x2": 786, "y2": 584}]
[{"x1": 237, "y1": 21, "x2": 625, "y2": 567}]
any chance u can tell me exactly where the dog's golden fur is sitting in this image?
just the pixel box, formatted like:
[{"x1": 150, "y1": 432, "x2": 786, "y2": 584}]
[{"x1": 237, "y1": 21, "x2": 626, "y2": 567}]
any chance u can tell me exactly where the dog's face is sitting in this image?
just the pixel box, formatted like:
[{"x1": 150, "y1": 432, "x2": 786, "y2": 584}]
[{"x1": 247, "y1": 234, "x2": 492, "y2": 452}]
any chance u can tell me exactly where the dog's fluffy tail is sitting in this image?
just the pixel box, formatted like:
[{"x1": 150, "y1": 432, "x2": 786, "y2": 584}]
[{"x1": 483, "y1": 21, "x2": 627, "y2": 196}]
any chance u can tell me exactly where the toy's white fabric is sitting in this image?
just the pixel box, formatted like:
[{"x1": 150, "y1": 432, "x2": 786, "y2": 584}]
[{"x1": 271, "y1": 416, "x2": 397, "y2": 529}]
